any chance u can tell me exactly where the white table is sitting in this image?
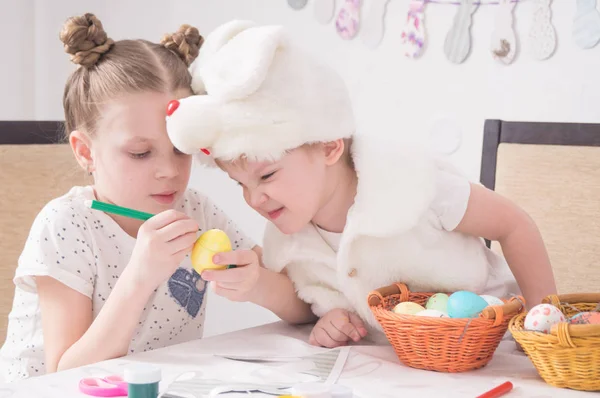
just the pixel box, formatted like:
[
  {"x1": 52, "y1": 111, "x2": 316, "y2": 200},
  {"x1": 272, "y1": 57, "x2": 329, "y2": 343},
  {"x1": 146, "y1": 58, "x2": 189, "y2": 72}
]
[{"x1": 0, "y1": 322, "x2": 595, "y2": 398}]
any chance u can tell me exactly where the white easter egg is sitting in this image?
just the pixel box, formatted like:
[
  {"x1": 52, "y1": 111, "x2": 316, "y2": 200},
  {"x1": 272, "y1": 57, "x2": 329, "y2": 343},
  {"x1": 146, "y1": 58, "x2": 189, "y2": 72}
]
[
  {"x1": 480, "y1": 295, "x2": 505, "y2": 307},
  {"x1": 416, "y1": 309, "x2": 449, "y2": 318}
]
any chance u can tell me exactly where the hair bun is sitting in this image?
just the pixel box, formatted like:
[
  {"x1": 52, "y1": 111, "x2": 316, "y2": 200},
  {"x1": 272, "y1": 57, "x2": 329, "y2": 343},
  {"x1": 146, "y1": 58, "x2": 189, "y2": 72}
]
[
  {"x1": 59, "y1": 13, "x2": 114, "y2": 68},
  {"x1": 161, "y1": 24, "x2": 203, "y2": 67}
]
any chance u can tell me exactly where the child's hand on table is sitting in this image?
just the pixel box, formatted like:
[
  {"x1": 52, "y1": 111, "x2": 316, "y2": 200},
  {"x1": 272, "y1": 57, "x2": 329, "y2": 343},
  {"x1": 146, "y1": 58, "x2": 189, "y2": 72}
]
[
  {"x1": 201, "y1": 249, "x2": 261, "y2": 302},
  {"x1": 309, "y1": 308, "x2": 368, "y2": 348}
]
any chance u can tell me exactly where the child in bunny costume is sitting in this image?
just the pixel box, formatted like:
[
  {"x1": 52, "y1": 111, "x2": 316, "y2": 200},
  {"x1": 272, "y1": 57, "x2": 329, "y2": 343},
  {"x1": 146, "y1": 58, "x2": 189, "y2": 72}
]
[{"x1": 166, "y1": 20, "x2": 557, "y2": 347}]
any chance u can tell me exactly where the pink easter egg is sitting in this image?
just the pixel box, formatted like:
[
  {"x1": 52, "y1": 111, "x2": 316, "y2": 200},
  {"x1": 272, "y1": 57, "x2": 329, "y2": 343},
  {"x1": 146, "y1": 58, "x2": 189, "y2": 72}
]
[
  {"x1": 524, "y1": 304, "x2": 566, "y2": 333},
  {"x1": 569, "y1": 311, "x2": 600, "y2": 325}
]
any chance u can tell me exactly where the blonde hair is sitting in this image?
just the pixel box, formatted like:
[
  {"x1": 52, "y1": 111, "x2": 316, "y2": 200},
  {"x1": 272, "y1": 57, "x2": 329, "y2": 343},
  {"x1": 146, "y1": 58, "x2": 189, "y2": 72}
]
[{"x1": 59, "y1": 13, "x2": 203, "y2": 138}]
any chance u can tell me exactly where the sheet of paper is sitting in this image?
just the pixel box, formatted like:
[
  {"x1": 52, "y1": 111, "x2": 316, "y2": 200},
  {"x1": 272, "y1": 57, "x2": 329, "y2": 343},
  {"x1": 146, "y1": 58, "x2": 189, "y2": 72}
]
[{"x1": 161, "y1": 347, "x2": 350, "y2": 397}]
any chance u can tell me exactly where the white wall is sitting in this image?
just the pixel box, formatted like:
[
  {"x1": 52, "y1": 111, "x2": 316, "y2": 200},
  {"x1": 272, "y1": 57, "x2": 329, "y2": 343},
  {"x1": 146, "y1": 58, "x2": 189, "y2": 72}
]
[
  {"x1": 2, "y1": 0, "x2": 599, "y2": 335},
  {"x1": 0, "y1": 0, "x2": 35, "y2": 119}
]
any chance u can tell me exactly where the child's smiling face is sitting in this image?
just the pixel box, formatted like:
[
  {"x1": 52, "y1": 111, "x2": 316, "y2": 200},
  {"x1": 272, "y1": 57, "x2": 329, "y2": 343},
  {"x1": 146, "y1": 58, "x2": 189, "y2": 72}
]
[{"x1": 218, "y1": 141, "x2": 348, "y2": 235}]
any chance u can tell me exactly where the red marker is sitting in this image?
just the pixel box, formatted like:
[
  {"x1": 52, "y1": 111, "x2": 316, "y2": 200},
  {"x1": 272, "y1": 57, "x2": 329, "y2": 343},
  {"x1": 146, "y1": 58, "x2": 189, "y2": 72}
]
[{"x1": 476, "y1": 381, "x2": 513, "y2": 398}]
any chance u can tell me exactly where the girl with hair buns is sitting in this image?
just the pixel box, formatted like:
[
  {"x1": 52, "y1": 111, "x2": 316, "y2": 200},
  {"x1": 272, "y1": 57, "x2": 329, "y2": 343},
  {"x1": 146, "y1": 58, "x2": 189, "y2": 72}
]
[{"x1": 0, "y1": 13, "x2": 313, "y2": 382}]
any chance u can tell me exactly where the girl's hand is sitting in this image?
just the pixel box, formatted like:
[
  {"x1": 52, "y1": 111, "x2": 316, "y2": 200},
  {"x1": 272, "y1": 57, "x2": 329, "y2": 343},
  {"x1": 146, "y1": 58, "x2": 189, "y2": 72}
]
[{"x1": 126, "y1": 210, "x2": 199, "y2": 292}]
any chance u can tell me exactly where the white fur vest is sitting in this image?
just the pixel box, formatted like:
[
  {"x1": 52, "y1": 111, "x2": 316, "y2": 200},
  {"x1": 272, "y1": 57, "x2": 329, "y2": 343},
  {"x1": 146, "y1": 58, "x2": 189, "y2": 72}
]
[{"x1": 262, "y1": 136, "x2": 519, "y2": 340}]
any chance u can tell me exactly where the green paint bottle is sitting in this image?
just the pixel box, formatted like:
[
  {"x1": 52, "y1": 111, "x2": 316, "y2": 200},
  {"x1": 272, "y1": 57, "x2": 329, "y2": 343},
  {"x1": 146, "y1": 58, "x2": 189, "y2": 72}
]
[{"x1": 124, "y1": 364, "x2": 161, "y2": 398}]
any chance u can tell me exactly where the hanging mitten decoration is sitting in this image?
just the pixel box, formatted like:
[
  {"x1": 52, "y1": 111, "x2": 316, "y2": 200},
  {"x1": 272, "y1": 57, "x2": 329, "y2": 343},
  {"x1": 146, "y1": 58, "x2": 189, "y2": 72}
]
[
  {"x1": 336, "y1": 0, "x2": 362, "y2": 40},
  {"x1": 529, "y1": 0, "x2": 557, "y2": 60},
  {"x1": 400, "y1": 0, "x2": 428, "y2": 58},
  {"x1": 573, "y1": 0, "x2": 600, "y2": 49},
  {"x1": 361, "y1": 0, "x2": 391, "y2": 49},
  {"x1": 288, "y1": 0, "x2": 308, "y2": 10},
  {"x1": 444, "y1": 0, "x2": 479, "y2": 64},
  {"x1": 490, "y1": 0, "x2": 517, "y2": 64},
  {"x1": 429, "y1": 117, "x2": 463, "y2": 156},
  {"x1": 314, "y1": 0, "x2": 336, "y2": 24}
]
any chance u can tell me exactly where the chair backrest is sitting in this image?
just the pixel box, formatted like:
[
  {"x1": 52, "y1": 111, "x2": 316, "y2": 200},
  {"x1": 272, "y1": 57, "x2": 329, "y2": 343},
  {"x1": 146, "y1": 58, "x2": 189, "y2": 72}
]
[
  {"x1": 480, "y1": 120, "x2": 600, "y2": 295},
  {"x1": 0, "y1": 121, "x2": 90, "y2": 343}
]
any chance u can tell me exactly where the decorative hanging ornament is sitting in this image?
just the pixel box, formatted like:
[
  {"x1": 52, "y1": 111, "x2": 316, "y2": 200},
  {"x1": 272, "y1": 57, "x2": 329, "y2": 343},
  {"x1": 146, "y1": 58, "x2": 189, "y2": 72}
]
[
  {"x1": 573, "y1": 0, "x2": 600, "y2": 49},
  {"x1": 444, "y1": 0, "x2": 479, "y2": 64},
  {"x1": 336, "y1": 0, "x2": 362, "y2": 40},
  {"x1": 529, "y1": 0, "x2": 557, "y2": 60},
  {"x1": 361, "y1": 0, "x2": 391, "y2": 49},
  {"x1": 429, "y1": 117, "x2": 463, "y2": 156},
  {"x1": 288, "y1": 0, "x2": 308, "y2": 10},
  {"x1": 490, "y1": 0, "x2": 517, "y2": 65},
  {"x1": 400, "y1": 0, "x2": 428, "y2": 59},
  {"x1": 314, "y1": 0, "x2": 336, "y2": 24}
]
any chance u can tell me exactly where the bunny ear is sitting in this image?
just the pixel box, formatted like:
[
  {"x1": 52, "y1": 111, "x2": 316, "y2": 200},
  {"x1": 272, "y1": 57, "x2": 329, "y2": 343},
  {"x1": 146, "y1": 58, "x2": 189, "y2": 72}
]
[
  {"x1": 197, "y1": 20, "x2": 257, "y2": 62},
  {"x1": 191, "y1": 20, "x2": 257, "y2": 94},
  {"x1": 198, "y1": 25, "x2": 286, "y2": 101}
]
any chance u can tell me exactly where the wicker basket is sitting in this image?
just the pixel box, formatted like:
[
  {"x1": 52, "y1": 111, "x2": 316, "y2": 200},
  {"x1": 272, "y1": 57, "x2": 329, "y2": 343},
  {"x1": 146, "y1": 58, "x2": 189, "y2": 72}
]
[
  {"x1": 367, "y1": 283, "x2": 525, "y2": 373},
  {"x1": 509, "y1": 293, "x2": 600, "y2": 391}
]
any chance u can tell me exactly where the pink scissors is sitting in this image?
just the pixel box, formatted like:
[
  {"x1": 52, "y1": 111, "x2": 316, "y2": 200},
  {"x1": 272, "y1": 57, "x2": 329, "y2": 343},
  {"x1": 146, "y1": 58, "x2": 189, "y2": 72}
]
[{"x1": 79, "y1": 375, "x2": 128, "y2": 397}]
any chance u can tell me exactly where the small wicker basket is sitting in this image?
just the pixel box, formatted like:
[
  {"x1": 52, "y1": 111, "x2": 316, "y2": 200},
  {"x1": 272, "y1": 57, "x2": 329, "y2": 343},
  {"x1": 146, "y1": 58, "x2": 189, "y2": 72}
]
[
  {"x1": 509, "y1": 293, "x2": 600, "y2": 391},
  {"x1": 367, "y1": 282, "x2": 525, "y2": 373}
]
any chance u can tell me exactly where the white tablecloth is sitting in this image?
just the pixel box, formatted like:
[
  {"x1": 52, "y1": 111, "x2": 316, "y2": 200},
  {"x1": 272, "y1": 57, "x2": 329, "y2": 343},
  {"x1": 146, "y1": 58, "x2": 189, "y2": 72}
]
[{"x1": 0, "y1": 322, "x2": 595, "y2": 398}]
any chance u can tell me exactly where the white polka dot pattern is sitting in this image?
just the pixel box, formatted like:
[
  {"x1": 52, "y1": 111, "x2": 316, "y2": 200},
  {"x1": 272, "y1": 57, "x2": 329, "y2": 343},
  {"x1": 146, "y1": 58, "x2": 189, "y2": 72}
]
[{"x1": 0, "y1": 186, "x2": 254, "y2": 382}]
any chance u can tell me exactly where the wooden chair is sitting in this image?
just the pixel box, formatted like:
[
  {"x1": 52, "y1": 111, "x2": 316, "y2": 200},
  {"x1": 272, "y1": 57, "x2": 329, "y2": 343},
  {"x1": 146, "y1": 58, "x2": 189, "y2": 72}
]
[
  {"x1": 480, "y1": 120, "x2": 600, "y2": 295},
  {"x1": 0, "y1": 121, "x2": 90, "y2": 343}
]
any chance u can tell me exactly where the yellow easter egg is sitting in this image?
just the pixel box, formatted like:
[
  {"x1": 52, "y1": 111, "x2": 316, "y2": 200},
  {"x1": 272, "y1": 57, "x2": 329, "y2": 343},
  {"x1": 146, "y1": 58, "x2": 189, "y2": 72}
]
[
  {"x1": 191, "y1": 229, "x2": 232, "y2": 274},
  {"x1": 392, "y1": 302, "x2": 425, "y2": 315}
]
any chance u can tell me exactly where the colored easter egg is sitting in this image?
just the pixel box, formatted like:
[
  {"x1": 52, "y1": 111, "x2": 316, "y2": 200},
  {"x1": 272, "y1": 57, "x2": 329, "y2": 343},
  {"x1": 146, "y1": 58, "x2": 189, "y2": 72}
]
[
  {"x1": 426, "y1": 293, "x2": 449, "y2": 312},
  {"x1": 392, "y1": 302, "x2": 425, "y2": 315},
  {"x1": 416, "y1": 309, "x2": 449, "y2": 318},
  {"x1": 191, "y1": 229, "x2": 232, "y2": 273},
  {"x1": 524, "y1": 304, "x2": 566, "y2": 333},
  {"x1": 480, "y1": 295, "x2": 505, "y2": 307},
  {"x1": 569, "y1": 311, "x2": 600, "y2": 325},
  {"x1": 447, "y1": 291, "x2": 489, "y2": 318}
]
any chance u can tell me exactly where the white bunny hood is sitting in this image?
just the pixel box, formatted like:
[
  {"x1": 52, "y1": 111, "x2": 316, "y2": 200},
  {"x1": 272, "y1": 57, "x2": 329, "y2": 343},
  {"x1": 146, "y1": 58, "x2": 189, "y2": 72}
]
[{"x1": 165, "y1": 20, "x2": 355, "y2": 166}]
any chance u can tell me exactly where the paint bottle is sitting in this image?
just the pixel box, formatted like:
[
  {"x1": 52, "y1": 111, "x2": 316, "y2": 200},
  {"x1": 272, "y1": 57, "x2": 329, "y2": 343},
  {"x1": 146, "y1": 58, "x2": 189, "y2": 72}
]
[{"x1": 124, "y1": 364, "x2": 161, "y2": 398}]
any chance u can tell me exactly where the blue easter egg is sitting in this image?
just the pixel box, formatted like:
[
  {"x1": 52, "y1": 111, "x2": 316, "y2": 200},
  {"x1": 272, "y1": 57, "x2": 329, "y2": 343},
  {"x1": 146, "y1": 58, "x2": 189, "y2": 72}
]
[{"x1": 447, "y1": 291, "x2": 489, "y2": 318}]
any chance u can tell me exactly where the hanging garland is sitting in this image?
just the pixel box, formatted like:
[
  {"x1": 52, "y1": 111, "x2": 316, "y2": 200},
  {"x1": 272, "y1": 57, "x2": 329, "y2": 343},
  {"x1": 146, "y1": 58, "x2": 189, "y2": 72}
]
[{"x1": 287, "y1": 0, "x2": 600, "y2": 63}]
